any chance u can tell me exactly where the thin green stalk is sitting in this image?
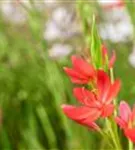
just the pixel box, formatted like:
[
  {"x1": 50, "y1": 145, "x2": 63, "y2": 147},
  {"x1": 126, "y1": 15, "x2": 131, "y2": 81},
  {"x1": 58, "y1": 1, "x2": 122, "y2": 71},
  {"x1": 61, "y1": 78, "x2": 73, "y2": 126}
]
[
  {"x1": 108, "y1": 68, "x2": 122, "y2": 150},
  {"x1": 110, "y1": 68, "x2": 117, "y2": 116},
  {"x1": 128, "y1": 139, "x2": 134, "y2": 150},
  {"x1": 99, "y1": 129, "x2": 113, "y2": 148},
  {"x1": 106, "y1": 118, "x2": 122, "y2": 150},
  {"x1": 110, "y1": 68, "x2": 114, "y2": 83}
]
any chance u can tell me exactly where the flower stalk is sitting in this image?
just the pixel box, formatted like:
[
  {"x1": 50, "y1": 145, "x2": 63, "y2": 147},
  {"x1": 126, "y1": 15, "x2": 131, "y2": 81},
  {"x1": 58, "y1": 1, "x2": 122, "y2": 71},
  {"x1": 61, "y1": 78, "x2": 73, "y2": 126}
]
[
  {"x1": 109, "y1": 66, "x2": 122, "y2": 149},
  {"x1": 106, "y1": 118, "x2": 122, "y2": 149},
  {"x1": 128, "y1": 139, "x2": 133, "y2": 150}
]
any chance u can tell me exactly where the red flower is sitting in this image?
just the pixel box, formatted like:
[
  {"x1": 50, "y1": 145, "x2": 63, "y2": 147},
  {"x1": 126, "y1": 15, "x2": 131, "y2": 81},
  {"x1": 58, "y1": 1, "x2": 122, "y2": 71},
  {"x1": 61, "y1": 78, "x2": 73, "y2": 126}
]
[
  {"x1": 100, "y1": 0, "x2": 124, "y2": 9},
  {"x1": 64, "y1": 56, "x2": 96, "y2": 84},
  {"x1": 61, "y1": 104, "x2": 101, "y2": 130},
  {"x1": 62, "y1": 70, "x2": 121, "y2": 129},
  {"x1": 102, "y1": 45, "x2": 116, "y2": 69},
  {"x1": 62, "y1": 104, "x2": 100, "y2": 131},
  {"x1": 116, "y1": 101, "x2": 135, "y2": 143},
  {"x1": 73, "y1": 70, "x2": 120, "y2": 118}
]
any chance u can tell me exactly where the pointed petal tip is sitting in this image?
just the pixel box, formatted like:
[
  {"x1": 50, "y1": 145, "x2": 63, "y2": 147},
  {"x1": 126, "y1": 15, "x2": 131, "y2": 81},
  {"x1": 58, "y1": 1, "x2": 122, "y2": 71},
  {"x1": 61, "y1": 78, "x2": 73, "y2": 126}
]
[
  {"x1": 109, "y1": 50, "x2": 116, "y2": 68},
  {"x1": 102, "y1": 44, "x2": 108, "y2": 55},
  {"x1": 61, "y1": 104, "x2": 68, "y2": 109},
  {"x1": 71, "y1": 55, "x2": 79, "y2": 59},
  {"x1": 120, "y1": 100, "x2": 127, "y2": 105},
  {"x1": 63, "y1": 67, "x2": 72, "y2": 75},
  {"x1": 115, "y1": 79, "x2": 121, "y2": 89},
  {"x1": 119, "y1": 101, "x2": 130, "y2": 110},
  {"x1": 71, "y1": 55, "x2": 78, "y2": 63},
  {"x1": 116, "y1": 78, "x2": 121, "y2": 84},
  {"x1": 61, "y1": 104, "x2": 71, "y2": 111},
  {"x1": 71, "y1": 55, "x2": 76, "y2": 59},
  {"x1": 119, "y1": 100, "x2": 131, "y2": 122},
  {"x1": 63, "y1": 67, "x2": 68, "y2": 71},
  {"x1": 61, "y1": 104, "x2": 74, "y2": 110}
]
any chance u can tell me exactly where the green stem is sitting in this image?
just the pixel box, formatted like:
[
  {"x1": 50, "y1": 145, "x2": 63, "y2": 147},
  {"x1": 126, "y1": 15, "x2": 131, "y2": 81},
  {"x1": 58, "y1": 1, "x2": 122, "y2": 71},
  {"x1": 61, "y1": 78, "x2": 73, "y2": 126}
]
[
  {"x1": 110, "y1": 68, "x2": 117, "y2": 116},
  {"x1": 128, "y1": 139, "x2": 134, "y2": 150},
  {"x1": 108, "y1": 68, "x2": 122, "y2": 149},
  {"x1": 99, "y1": 129, "x2": 113, "y2": 148},
  {"x1": 110, "y1": 68, "x2": 114, "y2": 83},
  {"x1": 106, "y1": 118, "x2": 122, "y2": 150}
]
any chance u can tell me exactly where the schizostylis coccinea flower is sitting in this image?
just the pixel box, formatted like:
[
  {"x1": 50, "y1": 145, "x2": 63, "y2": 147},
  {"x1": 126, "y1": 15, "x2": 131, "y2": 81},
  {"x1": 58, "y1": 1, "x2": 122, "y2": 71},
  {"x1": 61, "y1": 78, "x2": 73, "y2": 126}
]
[
  {"x1": 64, "y1": 56, "x2": 96, "y2": 84},
  {"x1": 116, "y1": 101, "x2": 135, "y2": 143},
  {"x1": 62, "y1": 70, "x2": 121, "y2": 129}
]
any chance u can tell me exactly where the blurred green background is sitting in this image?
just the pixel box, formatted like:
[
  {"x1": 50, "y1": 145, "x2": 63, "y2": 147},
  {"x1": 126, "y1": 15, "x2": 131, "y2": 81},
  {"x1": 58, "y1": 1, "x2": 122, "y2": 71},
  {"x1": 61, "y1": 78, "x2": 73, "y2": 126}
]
[{"x1": 0, "y1": 0, "x2": 135, "y2": 149}]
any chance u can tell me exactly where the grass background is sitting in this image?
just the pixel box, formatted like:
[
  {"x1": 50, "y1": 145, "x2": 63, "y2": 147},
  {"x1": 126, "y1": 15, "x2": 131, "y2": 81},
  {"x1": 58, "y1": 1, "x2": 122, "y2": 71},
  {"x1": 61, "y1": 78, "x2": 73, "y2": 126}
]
[{"x1": 0, "y1": 1, "x2": 135, "y2": 149}]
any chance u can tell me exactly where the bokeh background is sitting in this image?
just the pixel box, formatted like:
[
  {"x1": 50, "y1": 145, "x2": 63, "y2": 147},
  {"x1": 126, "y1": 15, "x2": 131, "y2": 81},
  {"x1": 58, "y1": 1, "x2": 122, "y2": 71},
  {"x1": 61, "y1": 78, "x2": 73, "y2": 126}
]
[{"x1": 0, "y1": 0, "x2": 135, "y2": 149}]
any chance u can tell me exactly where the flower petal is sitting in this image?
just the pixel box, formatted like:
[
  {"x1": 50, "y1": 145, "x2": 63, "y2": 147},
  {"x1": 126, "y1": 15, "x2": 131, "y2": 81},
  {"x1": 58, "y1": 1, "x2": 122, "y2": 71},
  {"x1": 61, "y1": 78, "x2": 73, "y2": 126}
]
[
  {"x1": 64, "y1": 67, "x2": 87, "y2": 80},
  {"x1": 101, "y1": 104, "x2": 114, "y2": 118},
  {"x1": 71, "y1": 55, "x2": 95, "y2": 77},
  {"x1": 97, "y1": 70, "x2": 110, "y2": 103},
  {"x1": 131, "y1": 105, "x2": 135, "y2": 122},
  {"x1": 71, "y1": 77, "x2": 89, "y2": 84},
  {"x1": 102, "y1": 45, "x2": 108, "y2": 58},
  {"x1": 119, "y1": 101, "x2": 131, "y2": 123},
  {"x1": 124, "y1": 128, "x2": 135, "y2": 143},
  {"x1": 109, "y1": 51, "x2": 116, "y2": 69},
  {"x1": 106, "y1": 79, "x2": 121, "y2": 104},
  {"x1": 87, "y1": 122, "x2": 100, "y2": 131},
  {"x1": 115, "y1": 117, "x2": 127, "y2": 129},
  {"x1": 61, "y1": 104, "x2": 100, "y2": 122},
  {"x1": 76, "y1": 119, "x2": 100, "y2": 131},
  {"x1": 73, "y1": 87, "x2": 98, "y2": 107}
]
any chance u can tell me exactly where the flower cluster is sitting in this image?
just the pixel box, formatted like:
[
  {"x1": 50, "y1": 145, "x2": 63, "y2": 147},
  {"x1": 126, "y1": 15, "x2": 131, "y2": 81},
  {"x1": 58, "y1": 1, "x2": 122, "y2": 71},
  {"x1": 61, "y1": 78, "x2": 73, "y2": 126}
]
[{"x1": 61, "y1": 45, "x2": 135, "y2": 144}]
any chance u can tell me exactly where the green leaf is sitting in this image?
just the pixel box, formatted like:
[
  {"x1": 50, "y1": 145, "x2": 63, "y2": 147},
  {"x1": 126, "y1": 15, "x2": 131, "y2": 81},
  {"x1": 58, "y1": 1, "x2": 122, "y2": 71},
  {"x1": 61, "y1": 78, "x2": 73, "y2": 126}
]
[{"x1": 90, "y1": 15, "x2": 102, "y2": 69}]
